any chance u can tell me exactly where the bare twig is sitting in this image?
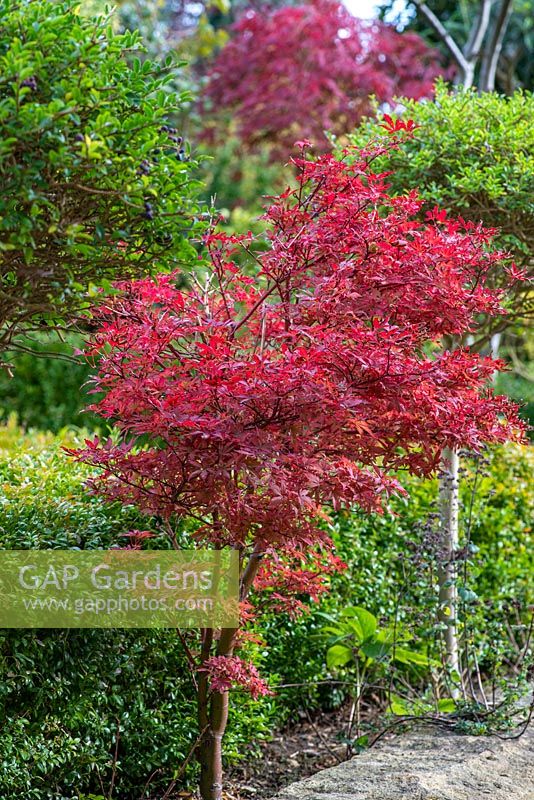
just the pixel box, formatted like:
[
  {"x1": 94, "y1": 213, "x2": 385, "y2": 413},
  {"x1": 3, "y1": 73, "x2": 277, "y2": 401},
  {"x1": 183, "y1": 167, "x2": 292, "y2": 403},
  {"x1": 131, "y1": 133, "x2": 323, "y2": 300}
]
[
  {"x1": 109, "y1": 719, "x2": 121, "y2": 800},
  {"x1": 304, "y1": 708, "x2": 344, "y2": 764},
  {"x1": 158, "y1": 725, "x2": 209, "y2": 800}
]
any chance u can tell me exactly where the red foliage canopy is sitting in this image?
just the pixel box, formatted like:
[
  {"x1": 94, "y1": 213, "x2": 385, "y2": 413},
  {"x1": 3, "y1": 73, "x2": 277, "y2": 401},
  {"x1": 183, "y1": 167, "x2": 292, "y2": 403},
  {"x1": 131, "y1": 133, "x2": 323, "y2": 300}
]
[
  {"x1": 73, "y1": 134, "x2": 521, "y2": 573},
  {"x1": 202, "y1": 0, "x2": 444, "y2": 157}
]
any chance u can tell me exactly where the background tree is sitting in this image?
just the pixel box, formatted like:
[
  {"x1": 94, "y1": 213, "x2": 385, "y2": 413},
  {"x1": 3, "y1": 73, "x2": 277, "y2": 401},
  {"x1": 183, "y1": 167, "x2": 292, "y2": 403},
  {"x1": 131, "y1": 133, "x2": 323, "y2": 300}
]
[
  {"x1": 72, "y1": 134, "x2": 522, "y2": 800},
  {"x1": 201, "y1": 0, "x2": 443, "y2": 158},
  {"x1": 0, "y1": 0, "x2": 204, "y2": 354},
  {"x1": 379, "y1": 0, "x2": 534, "y2": 92},
  {"x1": 348, "y1": 85, "x2": 534, "y2": 266}
]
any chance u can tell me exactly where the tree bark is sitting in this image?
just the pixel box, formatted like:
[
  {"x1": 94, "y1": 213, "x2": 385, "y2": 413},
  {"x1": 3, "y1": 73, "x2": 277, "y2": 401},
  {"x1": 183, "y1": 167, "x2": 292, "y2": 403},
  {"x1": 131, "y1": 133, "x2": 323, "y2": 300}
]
[
  {"x1": 198, "y1": 547, "x2": 264, "y2": 800},
  {"x1": 413, "y1": 0, "x2": 474, "y2": 86},
  {"x1": 413, "y1": 0, "x2": 516, "y2": 93},
  {"x1": 438, "y1": 447, "x2": 461, "y2": 699},
  {"x1": 464, "y1": 0, "x2": 492, "y2": 63},
  {"x1": 199, "y1": 689, "x2": 229, "y2": 800},
  {"x1": 479, "y1": 0, "x2": 514, "y2": 91}
]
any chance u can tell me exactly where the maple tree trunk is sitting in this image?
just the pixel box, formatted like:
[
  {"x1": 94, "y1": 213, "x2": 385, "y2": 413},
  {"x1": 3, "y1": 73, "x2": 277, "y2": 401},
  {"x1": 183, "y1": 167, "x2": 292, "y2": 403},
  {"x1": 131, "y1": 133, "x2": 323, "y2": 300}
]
[
  {"x1": 198, "y1": 627, "x2": 234, "y2": 800},
  {"x1": 438, "y1": 446, "x2": 461, "y2": 699},
  {"x1": 198, "y1": 683, "x2": 229, "y2": 800},
  {"x1": 198, "y1": 549, "x2": 264, "y2": 800}
]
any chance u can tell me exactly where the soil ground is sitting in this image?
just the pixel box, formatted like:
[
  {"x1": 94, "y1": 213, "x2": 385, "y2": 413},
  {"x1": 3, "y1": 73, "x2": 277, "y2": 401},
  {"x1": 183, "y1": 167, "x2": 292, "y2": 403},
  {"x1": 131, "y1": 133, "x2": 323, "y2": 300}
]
[{"x1": 226, "y1": 706, "x2": 359, "y2": 799}]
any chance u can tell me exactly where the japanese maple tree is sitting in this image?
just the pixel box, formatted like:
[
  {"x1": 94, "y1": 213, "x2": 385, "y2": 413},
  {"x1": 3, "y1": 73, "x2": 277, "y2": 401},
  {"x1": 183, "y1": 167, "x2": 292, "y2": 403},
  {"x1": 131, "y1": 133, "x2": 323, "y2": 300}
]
[
  {"x1": 201, "y1": 0, "x2": 444, "y2": 158},
  {"x1": 71, "y1": 130, "x2": 523, "y2": 800}
]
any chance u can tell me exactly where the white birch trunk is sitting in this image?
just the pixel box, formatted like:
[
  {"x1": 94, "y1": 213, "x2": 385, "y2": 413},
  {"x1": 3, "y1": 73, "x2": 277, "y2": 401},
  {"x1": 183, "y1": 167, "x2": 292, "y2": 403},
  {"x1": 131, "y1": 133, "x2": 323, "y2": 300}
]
[{"x1": 438, "y1": 446, "x2": 461, "y2": 698}]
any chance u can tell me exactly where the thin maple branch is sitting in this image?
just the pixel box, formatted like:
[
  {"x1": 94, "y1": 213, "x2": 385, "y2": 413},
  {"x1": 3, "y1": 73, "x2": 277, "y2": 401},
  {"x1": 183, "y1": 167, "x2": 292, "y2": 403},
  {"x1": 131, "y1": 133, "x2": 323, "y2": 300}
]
[
  {"x1": 176, "y1": 628, "x2": 200, "y2": 690},
  {"x1": 229, "y1": 281, "x2": 278, "y2": 338}
]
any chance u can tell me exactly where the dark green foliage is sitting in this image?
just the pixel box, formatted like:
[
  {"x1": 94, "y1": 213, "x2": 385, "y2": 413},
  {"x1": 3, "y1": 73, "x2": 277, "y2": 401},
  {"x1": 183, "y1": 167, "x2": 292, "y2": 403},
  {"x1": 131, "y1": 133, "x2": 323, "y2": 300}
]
[
  {"x1": 0, "y1": 629, "x2": 198, "y2": 800},
  {"x1": 0, "y1": 335, "x2": 97, "y2": 433},
  {"x1": 0, "y1": 422, "x2": 275, "y2": 799},
  {"x1": 495, "y1": 370, "x2": 534, "y2": 430},
  {"x1": 0, "y1": 0, "x2": 205, "y2": 351}
]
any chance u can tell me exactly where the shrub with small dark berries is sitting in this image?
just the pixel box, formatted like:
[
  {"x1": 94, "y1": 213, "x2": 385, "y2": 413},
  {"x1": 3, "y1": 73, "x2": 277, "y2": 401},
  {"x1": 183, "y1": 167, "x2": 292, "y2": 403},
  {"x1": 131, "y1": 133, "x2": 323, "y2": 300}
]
[{"x1": 0, "y1": 0, "x2": 205, "y2": 352}]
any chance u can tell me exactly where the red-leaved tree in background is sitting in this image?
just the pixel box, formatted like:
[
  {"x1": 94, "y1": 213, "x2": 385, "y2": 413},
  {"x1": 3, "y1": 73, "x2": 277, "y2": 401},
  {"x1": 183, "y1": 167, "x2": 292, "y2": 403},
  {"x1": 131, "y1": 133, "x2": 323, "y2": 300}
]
[
  {"x1": 201, "y1": 0, "x2": 444, "y2": 157},
  {"x1": 71, "y1": 129, "x2": 523, "y2": 800}
]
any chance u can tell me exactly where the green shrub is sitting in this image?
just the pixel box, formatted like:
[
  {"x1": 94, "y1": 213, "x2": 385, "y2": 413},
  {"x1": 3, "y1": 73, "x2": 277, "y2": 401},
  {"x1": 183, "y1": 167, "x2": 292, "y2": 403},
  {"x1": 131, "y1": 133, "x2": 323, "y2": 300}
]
[
  {"x1": 343, "y1": 82, "x2": 534, "y2": 258},
  {"x1": 0, "y1": 0, "x2": 205, "y2": 349},
  {"x1": 0, "y1": 421, "x2": 275, "y2": 799},
  {"x1": 494, "y1": 369, "x2": 534, "y2": 430},
  {"x1": 200, "y1": 131, "x2": 286, "y2": 222},
  {"x1": 261, "y1": 444, "x2": 533, "y2": 716}
]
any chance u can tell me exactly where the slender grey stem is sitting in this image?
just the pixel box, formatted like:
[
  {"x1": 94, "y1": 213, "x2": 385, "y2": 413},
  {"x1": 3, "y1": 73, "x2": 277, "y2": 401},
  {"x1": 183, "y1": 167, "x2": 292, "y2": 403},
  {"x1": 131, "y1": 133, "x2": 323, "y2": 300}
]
[
  {"x1": 413, "y1": 0, "x2": 472, "y2": 83},
  {"x1": 479, "y1": 0, "x2": 514, "y2": 90},
  {"x1": 465, "y1": 0, "x2": 492, "y2": 61}
]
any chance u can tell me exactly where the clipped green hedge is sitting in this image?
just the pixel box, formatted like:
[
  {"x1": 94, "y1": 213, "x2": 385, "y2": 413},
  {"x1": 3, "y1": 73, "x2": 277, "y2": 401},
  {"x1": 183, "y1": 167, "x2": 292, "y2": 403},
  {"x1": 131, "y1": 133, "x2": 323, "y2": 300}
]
[
  {"x1": 0, "y1": 420, "x2": 275, "y2": 799},
  {"x1": 343, "y1": 82, "x2": 534, "y2": 258}
]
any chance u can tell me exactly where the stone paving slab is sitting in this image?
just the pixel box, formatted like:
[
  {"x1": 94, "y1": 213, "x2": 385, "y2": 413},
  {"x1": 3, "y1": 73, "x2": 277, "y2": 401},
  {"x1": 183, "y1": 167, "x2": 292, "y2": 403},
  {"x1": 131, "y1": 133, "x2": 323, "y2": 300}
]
[{"x1": 272, "y1": 724, "x2": 534, "y2": 800}]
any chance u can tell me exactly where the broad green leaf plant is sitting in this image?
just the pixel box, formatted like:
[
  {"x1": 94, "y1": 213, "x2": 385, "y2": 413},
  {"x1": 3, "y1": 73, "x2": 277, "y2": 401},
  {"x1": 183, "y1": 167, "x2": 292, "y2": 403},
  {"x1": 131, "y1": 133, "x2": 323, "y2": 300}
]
[{"x1": 323, "y1": 606, "x2": 438, "y2": 753}]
